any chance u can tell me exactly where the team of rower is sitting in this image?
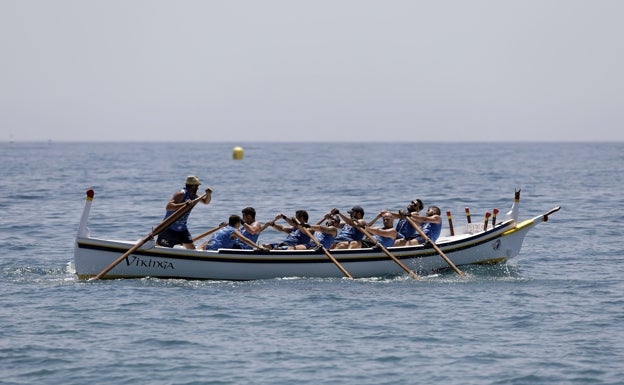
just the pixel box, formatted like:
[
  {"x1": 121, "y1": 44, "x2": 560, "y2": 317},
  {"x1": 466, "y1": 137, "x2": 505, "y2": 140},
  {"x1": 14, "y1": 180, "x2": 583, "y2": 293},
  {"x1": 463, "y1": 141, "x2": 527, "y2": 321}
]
[{"x1": 156, "y1": 176, "x2": 442, "y2": 252}]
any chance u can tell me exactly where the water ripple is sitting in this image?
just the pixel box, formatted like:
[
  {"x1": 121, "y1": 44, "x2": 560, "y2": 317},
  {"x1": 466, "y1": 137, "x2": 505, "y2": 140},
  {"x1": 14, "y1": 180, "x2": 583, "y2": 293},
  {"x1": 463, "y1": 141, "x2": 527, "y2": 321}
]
[{"x1": 1, "y1": 142, "x2": 624, "y2": 385}]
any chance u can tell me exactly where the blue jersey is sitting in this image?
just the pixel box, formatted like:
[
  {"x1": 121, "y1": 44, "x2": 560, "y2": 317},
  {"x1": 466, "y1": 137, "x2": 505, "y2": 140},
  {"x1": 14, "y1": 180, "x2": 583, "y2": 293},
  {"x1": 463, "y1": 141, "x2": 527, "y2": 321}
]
[
  {"x1": 334, "y1": 224, "x2": 364, "y2": 242},
  {"x1": 234, "y1": 225, "x2": 259, "y2": 250},
  {"x1": 374, "y1": 233, "x2": 396, "y2": 248},
  {"x1": 163, "y1": 188, "x2": 196, "y2": 232},
  {"x1": 396, "y1": 218, "x2": 416, "y2": 239},
  {"x1": 282, "y1": 228, "x2": 310, "y2": 246},
  {"x1": 241, "y1": 226, "x2": 259, "y2": 243},
  {"x1": 416, "y1": 222, "x2": 442, "y2": 243},
  {"x1": 205, "y1": 226, "x2": 236, "y2": 250},
  {"x1": 307, "y1": 231, "x2": 335, "y2": 249}
]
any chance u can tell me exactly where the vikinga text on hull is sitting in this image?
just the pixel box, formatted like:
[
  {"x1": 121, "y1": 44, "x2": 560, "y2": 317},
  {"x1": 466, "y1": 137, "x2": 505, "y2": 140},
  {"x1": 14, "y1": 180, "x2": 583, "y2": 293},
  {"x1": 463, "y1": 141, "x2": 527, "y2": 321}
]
[{"x1": 74, "y1": 189, "x2": 560, "y2": 281}]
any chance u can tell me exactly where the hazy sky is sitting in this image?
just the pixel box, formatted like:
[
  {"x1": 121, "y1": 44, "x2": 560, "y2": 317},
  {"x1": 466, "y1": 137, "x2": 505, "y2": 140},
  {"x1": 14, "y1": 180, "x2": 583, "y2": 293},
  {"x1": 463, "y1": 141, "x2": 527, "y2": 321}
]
[{"x1": 1, "y1": 1, "x2": 622, "y2": 142}]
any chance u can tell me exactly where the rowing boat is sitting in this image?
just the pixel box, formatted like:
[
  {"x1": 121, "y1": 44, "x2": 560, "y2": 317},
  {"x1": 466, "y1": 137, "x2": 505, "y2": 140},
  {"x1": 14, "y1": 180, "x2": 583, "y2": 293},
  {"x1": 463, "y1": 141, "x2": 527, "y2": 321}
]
[{"x1": 74, "y1": 189, "x2": 559, "y2": 280}]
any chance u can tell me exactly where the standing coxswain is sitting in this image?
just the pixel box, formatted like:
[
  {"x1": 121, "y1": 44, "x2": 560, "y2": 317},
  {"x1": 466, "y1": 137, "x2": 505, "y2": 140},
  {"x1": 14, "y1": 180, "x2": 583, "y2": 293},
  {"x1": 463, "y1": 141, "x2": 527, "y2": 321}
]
[{"x1": 156, "y1": 175, "x2": 212, "y2": 249}]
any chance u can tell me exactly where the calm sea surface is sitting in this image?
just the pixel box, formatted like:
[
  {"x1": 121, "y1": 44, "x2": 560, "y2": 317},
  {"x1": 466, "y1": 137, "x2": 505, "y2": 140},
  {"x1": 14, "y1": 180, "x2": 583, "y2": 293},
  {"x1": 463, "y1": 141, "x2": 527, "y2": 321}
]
[{"x1": 1, "y1": 142, "x2": 623, "y2": 385}]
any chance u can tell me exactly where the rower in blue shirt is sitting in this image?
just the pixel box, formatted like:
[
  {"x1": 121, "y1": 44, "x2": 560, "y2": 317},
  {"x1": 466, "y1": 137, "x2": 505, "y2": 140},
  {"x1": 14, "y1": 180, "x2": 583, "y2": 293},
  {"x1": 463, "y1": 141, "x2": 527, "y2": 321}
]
[
  {"x1": 233, "y1": 206, "x2": 264, "y2": 249},
  {"x1": 331, "y1": 205, "x2": 367, "y2": 249},
  {"x1": 361, "y1": 211, "x2": 398, "y2": 248},
  {"x1": 392, "y1": 198, "x2": 424, "y2": 246},
  {"x1": 412, "y1": 206, "x2": 443, "y2": 244},
  {"x1": 203, "y1": 215, "x2": 266, "y2": 251},
  {"x1": 262, "y1": 210, "x2": 311, "y2": 250},
  {"x1": 304, "y1": 213, "x2": 341, "y2": 249}
]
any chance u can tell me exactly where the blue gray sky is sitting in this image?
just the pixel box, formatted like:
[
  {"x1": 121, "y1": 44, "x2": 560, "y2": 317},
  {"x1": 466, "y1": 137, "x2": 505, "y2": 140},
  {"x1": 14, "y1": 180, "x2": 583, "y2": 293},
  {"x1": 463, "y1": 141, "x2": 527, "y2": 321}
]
[{"x1": 1, "y1": 1, "x2": 622, "y2": 142}]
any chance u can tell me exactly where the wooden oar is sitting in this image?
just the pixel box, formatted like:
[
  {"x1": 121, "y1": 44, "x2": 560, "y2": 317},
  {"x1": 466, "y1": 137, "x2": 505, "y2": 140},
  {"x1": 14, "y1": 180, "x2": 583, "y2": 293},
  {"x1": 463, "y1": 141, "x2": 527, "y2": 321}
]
[
  {"x1": 89, "y1": 192, "x2": 209, "y2": 281},
  {"x1": 293, "y1": 219, "x2": 353, "y2": 279},
  {"x1": 357, "y1": 225, "x2": 420, "y2": 280},
  {"x1": 405, "y1": 216, "x2": 465, "y2": 277},
  {"x1": 192, "y1": 223, "x2": 227, "y2": 242}
]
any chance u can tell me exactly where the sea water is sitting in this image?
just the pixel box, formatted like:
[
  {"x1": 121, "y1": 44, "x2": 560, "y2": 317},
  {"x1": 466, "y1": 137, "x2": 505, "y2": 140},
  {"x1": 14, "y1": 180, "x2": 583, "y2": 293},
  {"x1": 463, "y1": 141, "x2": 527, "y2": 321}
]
[{"x1": 1, "y1": 142, "x2": 623, "y2": 385}]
